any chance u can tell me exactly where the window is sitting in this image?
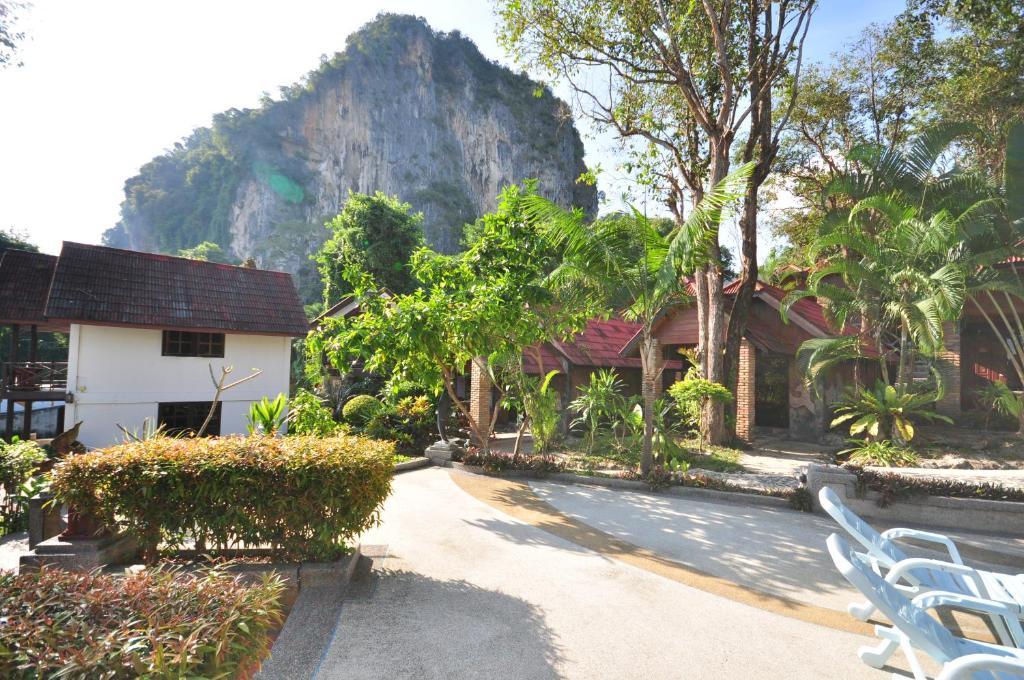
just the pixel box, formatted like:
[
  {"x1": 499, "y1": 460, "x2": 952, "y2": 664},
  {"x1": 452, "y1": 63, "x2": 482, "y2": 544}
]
[
  {"x1": 157, "y1": 401, "x2": 221, "y2": 437},
  {"x1": 162, "y1": 331, "x2": 225, "y2": 357}
]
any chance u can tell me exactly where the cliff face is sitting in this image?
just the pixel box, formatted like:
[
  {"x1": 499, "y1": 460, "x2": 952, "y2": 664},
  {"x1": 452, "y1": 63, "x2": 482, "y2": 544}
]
[{"x1": 105, "y1": 15, "x2": 596, "y2": 300}]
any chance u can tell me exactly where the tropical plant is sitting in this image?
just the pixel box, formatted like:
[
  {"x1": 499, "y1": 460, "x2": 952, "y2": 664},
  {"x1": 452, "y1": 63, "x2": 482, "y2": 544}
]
[
  {"x1": 841, "y1": 439, "x2": 919, "y2": 468},
  {"x1": 522, "y1": 370, "x2": 562, "y2": 454},
  {"x1": 569, "y1": 369, "x2": 627, "y2": 453},
  {"x1": 364, "y1": 395, "x2": 436, "y2": 456},
  {"x1": 830, "y1": 381, "x2": 951, "y2": 444},
  {"x1": 247, "y1": 393, "x2": 287, "y2": 435},
  {"x1": 524, "y1": 163, "x2": 753, "y2": 473},
  {"x1": 288, "y1": 388, "x2": 343, "y2": 436},
  {"x1": 668, "y1": 375, "x2": 734, "y2": 451},
  {"x1": 650, "y1": 397, "x2": 686, "y2": 464},
  {"x1": 974, "y1": 381, "x2": 1024, "y2": 430}
]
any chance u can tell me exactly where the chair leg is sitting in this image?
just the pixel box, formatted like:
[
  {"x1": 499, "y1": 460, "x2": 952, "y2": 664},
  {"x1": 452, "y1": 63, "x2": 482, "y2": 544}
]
[
  {"x1": 849, "y1": 600, "x2": 876, "y2": 620},
  {"x1": 859, "y1": 626, "x2": 900, "y2": 669}
]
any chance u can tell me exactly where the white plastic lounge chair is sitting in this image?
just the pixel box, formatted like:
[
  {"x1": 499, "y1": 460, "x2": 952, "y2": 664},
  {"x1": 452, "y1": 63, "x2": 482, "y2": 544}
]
[
  {"x1": 819, "y1": 486, "x2": 1024, "y2": 644},
  {"x1": 937, "y1": 654, "x2": 1024, "y2": 680},
  {"x1": 827, "y1": 533, "x2": 1024, "y2": 679}
]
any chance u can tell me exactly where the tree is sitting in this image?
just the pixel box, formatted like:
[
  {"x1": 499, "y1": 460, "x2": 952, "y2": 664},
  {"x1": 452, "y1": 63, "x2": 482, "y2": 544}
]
[
  {"x1": 525, "y1": 164, "x2": 752, "y2": 474},
  {"x1": 498, "y1": 0, "x2": 814, "y2": 443},
  {"x1": 313, "y1": 183, "x2": 589, "y2": 454},
  {"x1": 177, "y1": 241, "x2": 235, "y2": 264},
  {"x1": 314, "y1": 191, "x2": 425, "y2": 306},
  {"x1": 783, "y1": 127, "x2": 976, "y2": 396},
  {"x1": 0, "y1": 1, "x2": 28, "y2": 70},
  {"x1": 0, "y1": 227, "x2": 37, "y2": 253}
]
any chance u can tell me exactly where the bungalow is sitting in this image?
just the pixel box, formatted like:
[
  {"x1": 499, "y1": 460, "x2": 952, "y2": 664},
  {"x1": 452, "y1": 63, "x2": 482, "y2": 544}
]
[{"x1": 0, "y1": 242, "x2": 309, "y2": 448}]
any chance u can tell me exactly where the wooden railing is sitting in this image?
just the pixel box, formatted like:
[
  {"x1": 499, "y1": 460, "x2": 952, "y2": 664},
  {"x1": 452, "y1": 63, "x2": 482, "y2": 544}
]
[{"x1": 2, "y1": 361, "x2": 68, "y2": 392}]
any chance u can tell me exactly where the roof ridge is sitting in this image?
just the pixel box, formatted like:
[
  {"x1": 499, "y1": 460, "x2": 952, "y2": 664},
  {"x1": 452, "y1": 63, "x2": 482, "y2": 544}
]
[{"x1": 60, "y1": 241, "x2": 293, "y2": 277}]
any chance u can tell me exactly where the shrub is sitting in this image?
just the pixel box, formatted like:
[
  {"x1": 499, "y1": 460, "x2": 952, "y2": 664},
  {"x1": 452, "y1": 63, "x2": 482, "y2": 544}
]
[
  {"x1": 842, "y1": 439, "x2": 919, "y2": 467},
  {"x1": 461, "y1": 449, "x2": 564, "y2": 475},
  {"x1": 0, "y1": 439, "x2": 47, "y2": 534},
  {"x1": 342, "y1": 394, "x2": 383, "y2": 425},
  {"x1": 289, "y1": 388, "x2": 343, "y2": 436},
  {"x1": 0, "y1": 565, "x2": 285, "y2": 678},
  {"x1": 364, "y1": 395, "x2": 435, "y2": 456},
  {"x1": 50, "y1": 435, "x2": 394, "y2": 562},
  {"x1": 845, "y1": 464, "x2": 1024, "y2": 507},
  {"x1": 668, "y1": 373, "x2": 732, "y2": 450}
]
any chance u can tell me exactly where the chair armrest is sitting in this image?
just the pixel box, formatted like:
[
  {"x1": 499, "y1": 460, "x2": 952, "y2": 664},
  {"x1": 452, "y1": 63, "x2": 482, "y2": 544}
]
[
  {"x1": 913, "y1": 592, "x2": 1024, "y2": 647},
  {"x1": 881, "y1": 527, "x2": 964, "y2": 564},
  {"x1": 936, "y1": 654, "x2": 1024, "y2": 680},
  {"x1": 885, "y1": 558, "x2": 986, "y2": 597}
]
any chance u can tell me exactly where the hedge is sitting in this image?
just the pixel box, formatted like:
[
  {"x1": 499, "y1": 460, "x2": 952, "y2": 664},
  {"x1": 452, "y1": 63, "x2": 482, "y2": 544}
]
[
  {"x1": 0, "y1": 565, "x2": 284, "y2": 678},
  {"x1": 51, "y1": 435, "x2": 394, "y2": 562}
]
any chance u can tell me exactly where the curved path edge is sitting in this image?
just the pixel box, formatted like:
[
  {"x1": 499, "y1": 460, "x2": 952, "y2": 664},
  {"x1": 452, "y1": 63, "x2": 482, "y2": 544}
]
[{"x1": 449, "y1": 469, "x2": 877, "y2": 637}]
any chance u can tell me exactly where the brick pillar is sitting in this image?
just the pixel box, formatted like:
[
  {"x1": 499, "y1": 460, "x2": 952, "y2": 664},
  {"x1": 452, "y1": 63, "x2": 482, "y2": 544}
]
[
  {"x1": 736, "y1": 338, "x2": 756, "y2": 442},
  {"x1": 936, "y1": 320, "x2": 961, "y2": 418},
  {"x1": 469, "y1": 357, "x2": 492, "y2": 446}
]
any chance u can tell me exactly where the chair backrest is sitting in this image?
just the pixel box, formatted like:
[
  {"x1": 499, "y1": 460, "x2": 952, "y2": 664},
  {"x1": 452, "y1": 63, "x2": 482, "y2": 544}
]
[
  {"x1": 827, "y1": 533, "x2": 957, "y2": 662},
  {"x1": 818, "y1": 486, "x2": 907, "y2": 566}
]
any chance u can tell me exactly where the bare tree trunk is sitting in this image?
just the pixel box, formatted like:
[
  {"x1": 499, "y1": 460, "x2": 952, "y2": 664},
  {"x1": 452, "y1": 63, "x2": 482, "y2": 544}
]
[{"x1": 640, "y1": 332, "x2": 656, "y2": 476}]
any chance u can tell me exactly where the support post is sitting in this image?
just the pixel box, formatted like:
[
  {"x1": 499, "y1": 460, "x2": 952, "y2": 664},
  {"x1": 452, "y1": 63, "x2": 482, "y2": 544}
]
[
  {"x1": 4, "y1": 324, "x2": 16, "y2": 442},
  {"x1": 469, "y1": 357, "x2": 492, "y2": 447},
  {"x1": 736, "y1": 338, "x2": 756, "y2": 443}
]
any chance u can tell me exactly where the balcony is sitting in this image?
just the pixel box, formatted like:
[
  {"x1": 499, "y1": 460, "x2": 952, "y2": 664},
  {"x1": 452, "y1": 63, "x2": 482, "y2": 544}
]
[{"x1": 2, "y1": 361, "x2": 69, "y2": 397}]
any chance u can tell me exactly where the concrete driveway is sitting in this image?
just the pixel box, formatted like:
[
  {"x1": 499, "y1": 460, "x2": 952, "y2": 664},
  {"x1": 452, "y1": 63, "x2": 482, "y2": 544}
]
[{"x1": 292, "y1": 467, "x2": 931, "y2": 679}]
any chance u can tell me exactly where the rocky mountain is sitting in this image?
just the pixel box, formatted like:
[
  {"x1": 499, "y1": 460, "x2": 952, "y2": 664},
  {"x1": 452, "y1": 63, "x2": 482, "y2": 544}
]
[{"x1": 103, "y1": 14, "x2": 596, "y2": 300}]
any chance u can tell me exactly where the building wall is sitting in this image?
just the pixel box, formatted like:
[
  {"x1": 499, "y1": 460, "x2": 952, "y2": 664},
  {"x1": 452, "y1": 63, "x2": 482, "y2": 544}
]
[{"x1": 65, "y1": 324, "x2": 292, "y2": 448}]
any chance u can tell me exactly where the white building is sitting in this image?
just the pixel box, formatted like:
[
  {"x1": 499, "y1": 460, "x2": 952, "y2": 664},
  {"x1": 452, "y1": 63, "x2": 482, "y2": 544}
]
[{"x1": 0, "y1": 242, "x2": 310, "y2": 448}]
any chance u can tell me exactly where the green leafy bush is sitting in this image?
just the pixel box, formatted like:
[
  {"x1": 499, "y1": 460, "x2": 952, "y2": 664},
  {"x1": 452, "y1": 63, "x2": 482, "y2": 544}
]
[
  {"x1": 364, "y1": 395, "x2": 435, "y2": 456},
  {"x1": 342, "y1": 394, "x2": 383, "y2": 425},
  {"x1": 842, "y1": 439, "x2": 919, "y2": 467},
  {"x1": 0, "y1": 565, "x2": 285, "y2": 678},
  {"x1": 667, "y1": 374, "x2": 732, "y2": 449},
  {"x1": 289, "y1": 388, "x2": 343, "y2": 436},
  {"x1": 0, "y1": 439, "x2": 47, "y2": 534},
  {"x1": 569, "y1": 369, "x2": 626, "y2": 453},
  {"x1": 50, "y1": 435, "x2": 394, "y2": 562},
  {"x1": 846, "y1": 465, "x2": 1024, "y2": 507},
  {"x1": 461, "y1": 449, "x2": 564, "y2": 475}
]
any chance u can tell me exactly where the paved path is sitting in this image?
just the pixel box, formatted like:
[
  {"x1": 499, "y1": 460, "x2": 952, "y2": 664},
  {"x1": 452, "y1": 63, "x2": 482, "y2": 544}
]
[{"x1": 308, "y1": 467, "x2": 926, "y2": 679}]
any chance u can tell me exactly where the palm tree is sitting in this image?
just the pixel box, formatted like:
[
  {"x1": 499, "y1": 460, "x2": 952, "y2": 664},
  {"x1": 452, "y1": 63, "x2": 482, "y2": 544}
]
[{"x1": 523, "y1": 164, "x2": 753, "y2": 475}]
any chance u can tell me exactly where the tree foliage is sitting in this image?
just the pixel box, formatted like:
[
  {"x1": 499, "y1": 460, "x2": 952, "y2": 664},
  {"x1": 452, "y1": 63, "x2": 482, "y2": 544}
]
[
  {"x1": 314, "y1": 192, "x2": 424, "y2": 306},
  {"x1": 313, "y1": 183, "x2": 591, "y2": 453}
]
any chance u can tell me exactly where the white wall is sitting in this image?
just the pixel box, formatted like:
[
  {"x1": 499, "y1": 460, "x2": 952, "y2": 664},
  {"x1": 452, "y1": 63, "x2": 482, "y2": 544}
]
[{"x1": 65, "y1": 324, "x2": 292, "y2": 448}]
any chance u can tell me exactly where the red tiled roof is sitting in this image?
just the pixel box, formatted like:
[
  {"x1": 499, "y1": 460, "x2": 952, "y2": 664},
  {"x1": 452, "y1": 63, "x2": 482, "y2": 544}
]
[
  {"x1": 525, "y1": 317, "x2": 684, "y2": 372},
  {"x1": 0, "y1": 250, "x2": 58, "y2": 326},
  {"x1": 44, "y1": 242, "x2": 310, "y2": 336}
]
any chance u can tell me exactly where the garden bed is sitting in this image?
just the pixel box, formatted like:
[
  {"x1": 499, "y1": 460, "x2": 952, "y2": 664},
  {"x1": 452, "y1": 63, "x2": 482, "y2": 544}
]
[{"x1": 0, "y1": 564, "x2": 287, "y2": 678}]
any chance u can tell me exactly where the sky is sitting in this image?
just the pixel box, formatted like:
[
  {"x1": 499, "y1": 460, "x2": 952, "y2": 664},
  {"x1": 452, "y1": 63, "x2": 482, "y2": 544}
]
[{"x1": 0, "y1": 0, "x2": 904, "y2": 257}]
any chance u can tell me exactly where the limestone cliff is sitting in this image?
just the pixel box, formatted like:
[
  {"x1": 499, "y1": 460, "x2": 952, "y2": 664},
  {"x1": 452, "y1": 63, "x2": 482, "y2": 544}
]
[{"x1": 104, "y1": 14, "x2": 596, "y2": 300}]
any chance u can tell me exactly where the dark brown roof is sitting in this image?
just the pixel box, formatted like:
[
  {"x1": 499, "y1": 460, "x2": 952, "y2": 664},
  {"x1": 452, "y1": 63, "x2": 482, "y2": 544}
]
[
  {"x1": 44, "y1": 242, "x2": 309, "y2": 336},
  {"x1": 0, "y1": 250, "x2": 61, "y2": 328}
]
